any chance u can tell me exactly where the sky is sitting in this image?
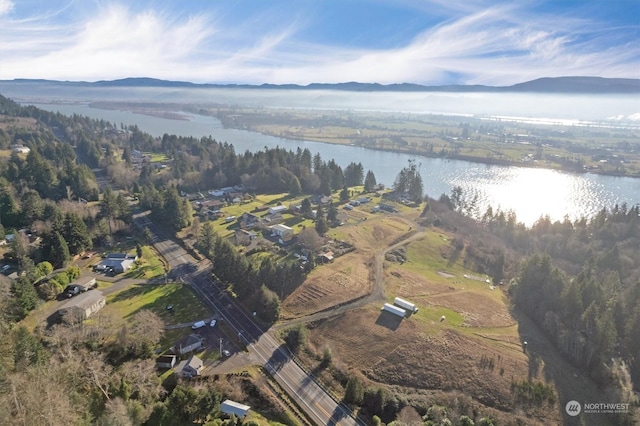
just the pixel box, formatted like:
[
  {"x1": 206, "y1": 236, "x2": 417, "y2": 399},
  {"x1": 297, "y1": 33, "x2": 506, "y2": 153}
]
[{"x1": 0, "y1": 0, "x2": 639, "y2": 86}]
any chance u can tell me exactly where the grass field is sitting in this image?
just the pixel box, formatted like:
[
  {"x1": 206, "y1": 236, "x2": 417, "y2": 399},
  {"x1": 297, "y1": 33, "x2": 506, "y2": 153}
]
[{"x1": 105, "y1": 283, "x2": 211, "y2": 324}]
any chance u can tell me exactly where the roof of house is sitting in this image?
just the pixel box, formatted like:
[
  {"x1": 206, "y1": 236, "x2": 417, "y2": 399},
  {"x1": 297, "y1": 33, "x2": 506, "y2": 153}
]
[
  {"x1": 175, "y1": 334, "x2": 202, "y2": 349},
  {"x1": 106, "y1": 253, "x2": 137, "y2": 260},
  {"x1": 270, "y1": 224, "x2": 293, "y2": 232},
  {"x1": 58, "y1": 290, "x2": 105, "y2": 312},
  {"x1": 99, "y1": 258, "x2": 135, "y2": 269},
  {"x1": 185, "y1": 355, "x2": 203, "y2": 370}
]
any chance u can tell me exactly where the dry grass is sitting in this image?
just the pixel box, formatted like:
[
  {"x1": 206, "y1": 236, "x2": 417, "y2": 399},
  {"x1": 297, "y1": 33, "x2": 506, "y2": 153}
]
[{"x1": 280, "y1": 255, "x2": 372, "y2": 319}]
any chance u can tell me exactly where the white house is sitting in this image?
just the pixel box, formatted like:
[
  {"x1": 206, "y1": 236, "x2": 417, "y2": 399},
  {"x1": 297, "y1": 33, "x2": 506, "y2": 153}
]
[
  {"x1": 268, "y1": 205, "x2": 288, "y2": 215},
  {"x1": 269, "y1": 224, "x2": 293, "y2": 239}
]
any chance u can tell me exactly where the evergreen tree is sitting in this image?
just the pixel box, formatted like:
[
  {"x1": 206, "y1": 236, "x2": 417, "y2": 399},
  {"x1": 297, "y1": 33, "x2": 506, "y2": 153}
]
[
  {"x1": 10, "y1": 277, "x2": 39, "y2": 319},
  {"x1": 63, "y1": 213, "x2": 92, "y2": 255},
  {"x1": 315, "y1": 216, "x2": 328, "y2": 236},
  {"x1": 364, "y1": 170, "x2": 377, "y2": 192},
  {"x1": 288, "y1": 175, "x2": 302, "y2": 197}
]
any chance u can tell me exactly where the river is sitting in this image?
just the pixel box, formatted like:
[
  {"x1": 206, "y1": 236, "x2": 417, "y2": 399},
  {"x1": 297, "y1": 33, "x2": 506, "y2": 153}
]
[{"x1": 22, "y1": 99, "x2": 640, "y2": 227}]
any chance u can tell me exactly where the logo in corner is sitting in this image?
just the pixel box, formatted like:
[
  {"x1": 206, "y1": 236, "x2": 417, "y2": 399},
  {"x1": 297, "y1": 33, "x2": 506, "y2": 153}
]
[{"x1": 565, "y1": 400, "x2": 581, "y2": 416}]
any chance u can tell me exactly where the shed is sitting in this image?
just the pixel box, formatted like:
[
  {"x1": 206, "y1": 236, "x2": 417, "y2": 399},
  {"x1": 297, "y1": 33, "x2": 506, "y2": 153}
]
[
  {"x1": 268, "y1": 205, "x2": 288, "y2": 215},
  {"x1": 221, "y1": 400, "x2": 251, "y2": 418},
  {"x1": 382, "y1": 303, "x2": 406, "y2": 318},
  {"x1": 156, "y1": 354, "x2": 177, "y2": 369},
  {"x1": 57, "y1": 290, "x2": 106, "y2": 322}
]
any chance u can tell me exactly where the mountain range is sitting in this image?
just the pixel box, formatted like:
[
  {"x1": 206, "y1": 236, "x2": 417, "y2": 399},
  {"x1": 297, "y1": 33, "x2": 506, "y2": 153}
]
[{"x1": 4, "y1": 76, "x2": 640, "y2": 94}]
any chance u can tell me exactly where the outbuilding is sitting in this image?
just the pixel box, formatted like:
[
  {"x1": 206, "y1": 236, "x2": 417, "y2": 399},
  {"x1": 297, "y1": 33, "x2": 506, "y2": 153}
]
[
  {"x1": 57, "y1": 290, "x2": 106, "y2": 323},
  {"x1": 221, "y1": 400, "x2": 250, "y2": 418}
]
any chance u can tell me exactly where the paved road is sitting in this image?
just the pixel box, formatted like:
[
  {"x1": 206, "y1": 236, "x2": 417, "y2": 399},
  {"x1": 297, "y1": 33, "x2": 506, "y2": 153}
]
[{"x1": 133, "y1": 211, "x2": 360, "y2": 426}]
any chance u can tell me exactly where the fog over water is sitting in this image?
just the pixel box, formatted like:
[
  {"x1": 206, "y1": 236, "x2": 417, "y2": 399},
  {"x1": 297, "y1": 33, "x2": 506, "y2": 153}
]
[{"x1": 6, "y1": 84, "x2": 639, "y2": 226}]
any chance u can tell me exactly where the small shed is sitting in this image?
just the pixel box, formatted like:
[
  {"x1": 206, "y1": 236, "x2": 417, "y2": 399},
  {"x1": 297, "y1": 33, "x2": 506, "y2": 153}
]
[
  {"x1": 382, "y1": 303, "x2": 406, "y2": 318},
  {"x1": 221, "y1": 400, "x2": 250, "y2": 418},
  {"x1": 156, "y1": 354, "x2": 177, "y2": 369}
]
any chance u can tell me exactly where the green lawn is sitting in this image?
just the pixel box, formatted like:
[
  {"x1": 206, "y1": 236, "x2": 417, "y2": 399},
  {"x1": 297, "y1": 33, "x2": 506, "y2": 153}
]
[
  {"x1": 105, "y1": 283, "x2": 212, "y2": 324},
  {"x1": 124, "y1": 246, "x2": 166, "y2": 279}
]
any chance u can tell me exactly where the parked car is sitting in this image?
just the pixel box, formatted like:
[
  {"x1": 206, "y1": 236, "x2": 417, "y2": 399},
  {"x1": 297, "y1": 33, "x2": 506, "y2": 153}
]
[
  {"x1": 222, "y1": 350, "x2": 230, "y2": 357},
  {"x1": 63, "y1": 285, "x2": 87, "y2": 298},
  {"x1": 191, "y1": 320, "x2": 206, "y2": 330},
  {"x1": 209, "y1": 319, "x2": 217, "y2": 327},
  {"x1": 1, "y1": 264, "x2": 10, "y2": 274}
]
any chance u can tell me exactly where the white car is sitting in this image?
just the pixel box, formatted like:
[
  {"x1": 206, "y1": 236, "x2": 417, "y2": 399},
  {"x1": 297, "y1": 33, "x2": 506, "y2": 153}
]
[
  {"x1": 210, "y1": 319, "x2": 217, "y2": 327},
  {"x1": 191, "y1": 320, "x2": 206, "y2": 330},
  {"x1": 222, "y1": 350, "x2": 230, "y2": 357}
]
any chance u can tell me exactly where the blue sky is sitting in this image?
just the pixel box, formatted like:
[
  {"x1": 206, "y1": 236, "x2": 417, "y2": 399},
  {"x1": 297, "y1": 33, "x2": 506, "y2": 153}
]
[{"x1": 1, "y1": 0, "x2": 638, "y2": 85}]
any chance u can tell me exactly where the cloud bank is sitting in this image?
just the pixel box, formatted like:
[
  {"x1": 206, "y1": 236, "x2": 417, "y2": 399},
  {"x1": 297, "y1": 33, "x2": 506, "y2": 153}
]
[{"x1": 0, "y1": 1, "x2": 638, "y2": 85}]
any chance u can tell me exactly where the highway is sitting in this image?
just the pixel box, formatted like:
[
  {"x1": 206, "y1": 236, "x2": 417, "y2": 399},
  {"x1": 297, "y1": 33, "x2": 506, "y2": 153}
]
[{"x1": 133, "y1": 211, "x2": 361, "y2": 426}]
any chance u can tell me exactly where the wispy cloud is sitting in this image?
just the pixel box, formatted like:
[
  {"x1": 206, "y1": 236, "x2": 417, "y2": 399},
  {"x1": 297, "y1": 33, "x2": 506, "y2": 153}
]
[
  {"x1": 0, "y1": 1, "x2": 637, "y2": 85},
  {"x1": 0, "y1": 0, "x2": 14, "y2": 16}
]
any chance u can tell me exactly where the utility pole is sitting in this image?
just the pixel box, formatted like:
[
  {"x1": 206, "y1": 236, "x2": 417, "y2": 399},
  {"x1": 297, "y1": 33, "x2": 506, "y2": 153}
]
[{"x1": 219, "y1": 337, "x2": 223, "y2": 355}]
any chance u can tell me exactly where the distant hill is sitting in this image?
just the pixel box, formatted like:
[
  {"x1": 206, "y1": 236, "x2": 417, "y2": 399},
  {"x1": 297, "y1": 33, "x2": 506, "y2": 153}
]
[{"x1": 4, "y1": 76, "x2": 640, "y2": 94}]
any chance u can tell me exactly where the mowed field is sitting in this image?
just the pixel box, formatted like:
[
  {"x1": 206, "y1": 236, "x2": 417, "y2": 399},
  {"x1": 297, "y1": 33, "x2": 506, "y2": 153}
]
[{"x1": 282, "y1": 205, "x2": 576, "y2": 423}]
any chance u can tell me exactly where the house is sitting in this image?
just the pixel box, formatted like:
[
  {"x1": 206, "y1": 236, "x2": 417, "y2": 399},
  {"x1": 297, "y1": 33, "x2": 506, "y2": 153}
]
[
  {"x1": 175, "y1": 355, "x2": 204, "y2": 378},
  {"x1": 317, "y1": 251, "x2": 334, "y2": 264},
  {"x1": 57, "y1": 290, "x2": 106, "y2": 322},
  {"x1": 239, "y1": 212, "x2": 260, "y2": 229},
  {"x1": 234, "y1": 229, "x2": 258, "y2": 246},
  {"x1": 269, "y1": 224, "x2": 294, "y2": 240},
  {"x1": 263, "y1": 212, "x2": 283, "y2": 224},
  {"x1": 95, "y1": 253, "x2": 137, "y2": 274},
  {"x1": 200, "y1": 199, "x2": 224, "y2": 211},
  {"x1": 11, "y1": 144, "x2": 30, "y2": 154},
  {"x1": 268, "y1": 205, "x2": 288, "y2": 215},
  {"x1": 174, "y1": 334, "x2": 203, "y2": 355},
  {"x1": 221, "y1": 400, "x2": 251, "y2": 418},
  {"x1": 156, "y1": 354, "x2": 177, "y2": 369}
]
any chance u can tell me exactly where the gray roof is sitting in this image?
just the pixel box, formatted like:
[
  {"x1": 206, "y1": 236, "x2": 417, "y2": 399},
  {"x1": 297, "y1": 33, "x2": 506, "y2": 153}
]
[{"x1": 58, "y1": 290, "x2": 105, "y2": 312}]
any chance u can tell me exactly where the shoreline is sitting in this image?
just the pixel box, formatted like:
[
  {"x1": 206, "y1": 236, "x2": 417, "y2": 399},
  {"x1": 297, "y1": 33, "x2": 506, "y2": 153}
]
[{"x1": 216, "y1": 122, "x2": 640, "y2": 179}]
